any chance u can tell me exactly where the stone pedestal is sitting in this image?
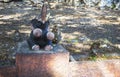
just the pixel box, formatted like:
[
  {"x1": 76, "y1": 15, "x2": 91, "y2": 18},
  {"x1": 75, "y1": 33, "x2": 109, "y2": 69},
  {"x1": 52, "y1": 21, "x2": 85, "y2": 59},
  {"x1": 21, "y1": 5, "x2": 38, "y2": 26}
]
[
  {"x1": 16, "y1": 52, "x2": 69, "y2": 77},
  {"x1": 0, "y1": 66, "x2": 16, "y2": 77}
]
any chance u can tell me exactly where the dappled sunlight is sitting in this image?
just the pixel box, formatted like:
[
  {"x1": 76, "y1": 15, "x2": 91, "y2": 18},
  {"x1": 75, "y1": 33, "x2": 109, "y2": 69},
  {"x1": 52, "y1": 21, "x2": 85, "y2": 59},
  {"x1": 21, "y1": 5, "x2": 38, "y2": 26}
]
[
  {"x1": 62, "y1": 33, "x2": 78, "y2": 40},
  {"x1": 117, "y1": 17, "x2": 120, "y2": 21},
  {"x1": 0, "y1": 14, "x2": 22, "y2": 20},
  {"x1": 105, "y1": 15, "x2": 117, "y2": 18},
  {"x1": 97, "y1": 17, "x2": 120, "y2": 25},
  {"x1": 57, "y1": 15, "x2": 73, "y2": 20},
  {"x1": 73, "y1": 32, "x2": 80, "y2": 35},
  {"x1": 87, "y1": 13, "x2": 99, "y2": 18},
  {"x1": 20, "y1": 25, "x2": 29, "y2": 28},
  {"x1": 23, "y1": 7, "x2": 34, "y2": 10},
  {"x1": 0, "y1": 21, "x2": 12, "y2": 25},
  {"x1": 20, "y1": 29, "x2": 31, "y2": 34},
  {"x1": 67, "y1": 24, "x2": 79, "y2": 27},
  {"x1": 99, "y1": 20, "x2": 111, "y2": 24},
  {"x1": 115, "y1": 44, "x2": 120, "y2": 49},
  {"x1": 6, "y1": 30, "x2": 15, "y2": 35}
]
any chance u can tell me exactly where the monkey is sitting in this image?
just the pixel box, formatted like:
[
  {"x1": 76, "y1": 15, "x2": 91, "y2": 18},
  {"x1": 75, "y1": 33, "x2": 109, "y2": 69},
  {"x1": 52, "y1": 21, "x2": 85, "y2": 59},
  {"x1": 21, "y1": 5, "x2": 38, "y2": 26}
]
[
  {"x1": 27, "y1": 19, "x2": 54, "y2": 51},
  {"x1": 27, "y1": 1, "x2": 55, "y2": 51}
]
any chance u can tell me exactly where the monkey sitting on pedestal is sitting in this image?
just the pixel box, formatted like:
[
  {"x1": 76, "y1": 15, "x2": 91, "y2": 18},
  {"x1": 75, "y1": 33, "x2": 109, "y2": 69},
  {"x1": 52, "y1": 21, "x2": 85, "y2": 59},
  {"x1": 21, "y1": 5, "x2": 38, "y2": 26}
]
[{"x1": 27, "y1": 19, "x2": 54, "y2": 51}]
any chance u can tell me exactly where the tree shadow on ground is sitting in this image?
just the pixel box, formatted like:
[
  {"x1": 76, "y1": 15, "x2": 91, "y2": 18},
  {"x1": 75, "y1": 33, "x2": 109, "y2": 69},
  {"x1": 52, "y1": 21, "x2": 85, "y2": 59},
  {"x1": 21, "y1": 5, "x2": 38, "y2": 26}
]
[{"x1": 61, "y1": 23, "x2": 120, "y2": 44}]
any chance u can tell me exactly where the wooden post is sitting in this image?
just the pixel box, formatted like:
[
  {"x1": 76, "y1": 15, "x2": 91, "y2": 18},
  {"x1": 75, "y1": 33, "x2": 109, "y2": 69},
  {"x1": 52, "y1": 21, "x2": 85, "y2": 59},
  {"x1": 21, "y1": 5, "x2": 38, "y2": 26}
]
[{"x1": 16, "y1": 52, "x2": 69, "y2": 77}]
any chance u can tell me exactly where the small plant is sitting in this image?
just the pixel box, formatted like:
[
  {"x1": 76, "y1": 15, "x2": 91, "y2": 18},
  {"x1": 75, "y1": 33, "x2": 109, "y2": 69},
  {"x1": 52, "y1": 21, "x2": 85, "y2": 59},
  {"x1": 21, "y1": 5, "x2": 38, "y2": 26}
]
[
  {"x1": 89, "y1": 56, "x2": 97, "y2": 61},
  {"x1": 111, "y1": 3, "x2": 116, "y2": 9},
  {"x1": 52, "y1": 25, "x2": 61, "y2": 44}
]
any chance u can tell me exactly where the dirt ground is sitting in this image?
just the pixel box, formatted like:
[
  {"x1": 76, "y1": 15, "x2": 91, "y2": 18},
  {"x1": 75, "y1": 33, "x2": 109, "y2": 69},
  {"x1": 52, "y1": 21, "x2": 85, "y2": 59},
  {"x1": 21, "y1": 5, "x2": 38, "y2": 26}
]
[{"x1": 0, "y1": 1, "x2": 120, "y2": 64}]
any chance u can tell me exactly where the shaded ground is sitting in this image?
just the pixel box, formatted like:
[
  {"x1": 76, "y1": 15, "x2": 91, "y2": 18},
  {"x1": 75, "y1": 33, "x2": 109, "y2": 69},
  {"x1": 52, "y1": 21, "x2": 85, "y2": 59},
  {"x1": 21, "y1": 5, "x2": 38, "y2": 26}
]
[{"x1": 0, "y1": 1, "x2": 120, "y2": 65}]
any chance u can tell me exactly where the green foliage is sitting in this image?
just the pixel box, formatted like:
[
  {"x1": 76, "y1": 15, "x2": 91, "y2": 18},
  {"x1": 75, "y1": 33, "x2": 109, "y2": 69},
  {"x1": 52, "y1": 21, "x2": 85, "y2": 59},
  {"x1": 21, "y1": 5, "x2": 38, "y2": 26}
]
[
  {"x1": 52, "y1": 25, "x2": 61, "y2": 44},
  {"x1": 89, "y1": 56, "x2": 97, "y2": 61},
  {"x1": 111, "y1": 3, "x2": 116, "y2": 9}
]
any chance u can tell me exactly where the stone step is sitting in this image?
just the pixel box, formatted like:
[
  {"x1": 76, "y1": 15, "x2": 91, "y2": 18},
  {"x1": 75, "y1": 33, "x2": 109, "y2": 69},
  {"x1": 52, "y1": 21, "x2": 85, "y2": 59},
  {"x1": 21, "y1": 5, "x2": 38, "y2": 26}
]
[
  {"x1": 0, "y1": 66, "x2": 16, "y2": 77},
  {"x1": 70, "y1": 60, "x2": 120, "y2": 77},
  {"x1": 0, "y1": 58, "x2": 120, "y2": 77}
]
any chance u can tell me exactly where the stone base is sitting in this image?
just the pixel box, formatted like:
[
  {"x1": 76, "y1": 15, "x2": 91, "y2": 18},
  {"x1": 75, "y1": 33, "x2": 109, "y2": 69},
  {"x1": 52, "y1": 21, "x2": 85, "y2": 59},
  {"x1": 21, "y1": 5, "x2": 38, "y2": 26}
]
[
  {"x1": 16, "y1": 52, "x2": 69, "y2": 77},
  {"x1": 0, "y1": 66, "x2": 16, "y2": 77}
]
